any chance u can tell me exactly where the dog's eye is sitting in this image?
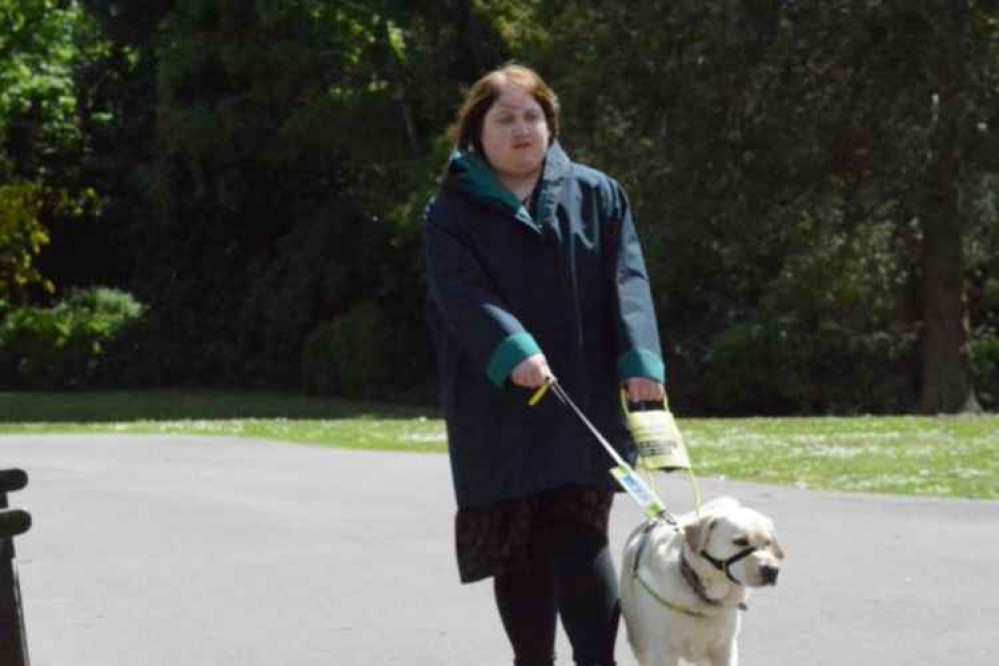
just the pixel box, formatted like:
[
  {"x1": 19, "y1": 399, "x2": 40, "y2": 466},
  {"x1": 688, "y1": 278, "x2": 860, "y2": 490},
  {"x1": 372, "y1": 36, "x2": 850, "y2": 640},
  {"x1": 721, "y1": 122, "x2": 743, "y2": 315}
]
[{"x1": 733, "y1": 537, "x2": 750, "y2": 547}]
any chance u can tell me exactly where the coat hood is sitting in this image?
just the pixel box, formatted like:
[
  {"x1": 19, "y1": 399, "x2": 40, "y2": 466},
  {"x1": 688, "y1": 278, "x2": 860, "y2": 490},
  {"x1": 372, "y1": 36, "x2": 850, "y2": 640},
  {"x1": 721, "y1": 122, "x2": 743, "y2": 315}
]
[{"x1": 445, "y1": 141, "x2": 572, "y2": 233}]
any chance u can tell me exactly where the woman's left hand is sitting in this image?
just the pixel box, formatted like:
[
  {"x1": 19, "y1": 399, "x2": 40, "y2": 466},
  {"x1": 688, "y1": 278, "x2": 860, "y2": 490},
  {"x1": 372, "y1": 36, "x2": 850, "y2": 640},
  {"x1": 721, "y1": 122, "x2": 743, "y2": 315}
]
[{"x1": 625, "y1": 377, "x2": 665, "y2": 403}]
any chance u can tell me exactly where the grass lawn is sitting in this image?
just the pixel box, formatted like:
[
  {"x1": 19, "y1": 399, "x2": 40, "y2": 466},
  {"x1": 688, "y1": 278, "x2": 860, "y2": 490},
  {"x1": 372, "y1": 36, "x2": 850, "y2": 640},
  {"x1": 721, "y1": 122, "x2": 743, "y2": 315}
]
[{"x1": 1, "y1": 390, "x2": 997, "y2": 500}]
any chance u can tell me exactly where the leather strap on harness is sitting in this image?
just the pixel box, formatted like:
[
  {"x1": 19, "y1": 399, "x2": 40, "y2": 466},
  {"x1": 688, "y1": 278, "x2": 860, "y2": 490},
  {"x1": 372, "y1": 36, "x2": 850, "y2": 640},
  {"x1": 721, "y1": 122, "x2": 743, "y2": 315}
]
[{"x1": 701, "y1": 547, "x2": 758, "y2": 586}]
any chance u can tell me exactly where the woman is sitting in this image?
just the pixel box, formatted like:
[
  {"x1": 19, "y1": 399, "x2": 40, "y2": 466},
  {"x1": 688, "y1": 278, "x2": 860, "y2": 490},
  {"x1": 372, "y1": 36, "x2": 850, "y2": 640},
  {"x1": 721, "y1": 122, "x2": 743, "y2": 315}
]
[{"x1": 424, "y1": 63, "x2": 666, "y2": 666}]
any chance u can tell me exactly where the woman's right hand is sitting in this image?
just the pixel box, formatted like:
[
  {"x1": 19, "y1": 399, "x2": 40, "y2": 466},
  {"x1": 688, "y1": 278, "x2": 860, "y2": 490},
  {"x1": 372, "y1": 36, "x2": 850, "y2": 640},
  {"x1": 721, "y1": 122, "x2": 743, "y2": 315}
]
[{"x1": 510, "y1": 353, "x2": 553, "y2": 389}]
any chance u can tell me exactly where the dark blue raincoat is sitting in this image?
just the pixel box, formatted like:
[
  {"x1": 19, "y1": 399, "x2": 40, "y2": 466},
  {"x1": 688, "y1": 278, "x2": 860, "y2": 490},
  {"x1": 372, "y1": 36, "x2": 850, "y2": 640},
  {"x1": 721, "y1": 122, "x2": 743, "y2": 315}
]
[{"x1": 424, "y1": 141, "x2": 665, "y2": 509}]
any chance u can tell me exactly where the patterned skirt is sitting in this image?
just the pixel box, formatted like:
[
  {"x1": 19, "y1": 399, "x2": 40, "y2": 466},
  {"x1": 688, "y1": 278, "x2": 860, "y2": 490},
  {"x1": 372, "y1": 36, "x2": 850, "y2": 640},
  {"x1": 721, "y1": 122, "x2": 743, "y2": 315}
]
[{"x1": 455, "y1": 485, "x2": 614, "y2": 583}]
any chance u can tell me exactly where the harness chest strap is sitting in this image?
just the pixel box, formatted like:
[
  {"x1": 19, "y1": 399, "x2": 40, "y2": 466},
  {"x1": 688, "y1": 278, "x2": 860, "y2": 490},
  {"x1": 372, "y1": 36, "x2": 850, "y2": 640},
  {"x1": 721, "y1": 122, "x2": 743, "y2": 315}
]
[{"x1": 635, "y1": 568, "x2": 720, "y2": 619}]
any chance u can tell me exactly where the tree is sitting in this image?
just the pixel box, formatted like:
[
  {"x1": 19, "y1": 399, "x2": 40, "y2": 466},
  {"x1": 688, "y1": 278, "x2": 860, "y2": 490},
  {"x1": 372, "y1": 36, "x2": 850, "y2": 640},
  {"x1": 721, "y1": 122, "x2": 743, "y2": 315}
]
[
  {"x1": 0, "y1": 0, "x2": 97, "y2": 301},
  {"x1": 0, "y1": 181, "x2": 51, "y2": 302},
  {"x1": 115, "y1": 0, "x2": 515, "y2": 387},
  {"x1": 0, "y1": 0, "x2": 83, "y2": 176},
  {"x1": 909, "y1": 3, "x2": 998, "y2": 412},
  {"x1": 816, "y1": 1, "x2": 999, "y2": 413},
  {"x1": 524, "y1": 0, "x2": 999, "y2": 414}
]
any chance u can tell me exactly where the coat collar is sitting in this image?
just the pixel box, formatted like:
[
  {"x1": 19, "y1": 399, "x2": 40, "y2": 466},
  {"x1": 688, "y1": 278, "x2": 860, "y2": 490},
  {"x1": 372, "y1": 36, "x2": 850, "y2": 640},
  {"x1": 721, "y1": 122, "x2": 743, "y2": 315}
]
[{"x1": 446, "y1": 141, "x2": 572, "y2": 233}]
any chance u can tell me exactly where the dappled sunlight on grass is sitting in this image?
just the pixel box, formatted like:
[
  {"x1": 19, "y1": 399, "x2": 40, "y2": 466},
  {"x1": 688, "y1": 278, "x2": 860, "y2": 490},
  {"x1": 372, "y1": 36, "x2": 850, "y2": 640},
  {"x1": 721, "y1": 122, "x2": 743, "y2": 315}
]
[
  {"x1": 682, "y1": 415, "x2": 998, "y2": 499},
  {"x1": 3, "y1": 416, "x2": 448, "y2": 453},
  {"x1": 1, "y1": 392, "x2": 996, "y2": 498}
]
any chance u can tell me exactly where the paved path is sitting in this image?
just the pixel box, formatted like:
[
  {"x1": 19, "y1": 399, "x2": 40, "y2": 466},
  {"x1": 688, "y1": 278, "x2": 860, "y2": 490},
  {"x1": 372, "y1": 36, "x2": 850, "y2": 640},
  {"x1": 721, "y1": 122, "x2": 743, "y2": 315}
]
[{"x1": 1, "y1": 434, "x2": 997, "y2": 665}]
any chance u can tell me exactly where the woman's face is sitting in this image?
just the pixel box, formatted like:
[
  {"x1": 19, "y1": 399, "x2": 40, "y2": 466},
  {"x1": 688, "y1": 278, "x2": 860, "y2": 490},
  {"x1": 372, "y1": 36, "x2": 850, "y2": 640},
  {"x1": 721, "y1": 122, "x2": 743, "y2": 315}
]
[{"x1": 480, "y1": 85, "x2": 550, "y2": 182}]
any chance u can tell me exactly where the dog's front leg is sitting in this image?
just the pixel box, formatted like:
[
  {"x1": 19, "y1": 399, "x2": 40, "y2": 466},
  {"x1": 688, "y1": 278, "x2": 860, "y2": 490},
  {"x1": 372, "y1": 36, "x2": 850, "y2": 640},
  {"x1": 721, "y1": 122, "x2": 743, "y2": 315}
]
[
  {"x1": 634, "y1": 646, "x2": 683, "y2": 666},
  {"x1": 708, "y1": 641, "x2": 737, "y2": 666}
]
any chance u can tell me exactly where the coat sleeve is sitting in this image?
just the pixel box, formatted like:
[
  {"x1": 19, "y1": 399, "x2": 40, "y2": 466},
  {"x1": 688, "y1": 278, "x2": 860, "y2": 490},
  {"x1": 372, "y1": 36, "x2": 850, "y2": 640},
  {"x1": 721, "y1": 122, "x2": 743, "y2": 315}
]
[
  {"x1": 607, "y1": 180, "x2": 666, "y2": 384},
  {"x1": 424, "y1": 199, "x2": 541, "y2": 388}
]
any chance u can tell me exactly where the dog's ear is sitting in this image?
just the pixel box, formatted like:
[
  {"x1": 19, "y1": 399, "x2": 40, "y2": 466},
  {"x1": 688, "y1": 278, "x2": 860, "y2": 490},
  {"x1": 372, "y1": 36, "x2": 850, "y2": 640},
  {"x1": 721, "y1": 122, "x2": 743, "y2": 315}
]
[
  {"x1": 769, "y1": 531, "x2": 786, "y2": 560},
  {"x1": 685, "y1": 514, "x2": 716, "y2": 553}
]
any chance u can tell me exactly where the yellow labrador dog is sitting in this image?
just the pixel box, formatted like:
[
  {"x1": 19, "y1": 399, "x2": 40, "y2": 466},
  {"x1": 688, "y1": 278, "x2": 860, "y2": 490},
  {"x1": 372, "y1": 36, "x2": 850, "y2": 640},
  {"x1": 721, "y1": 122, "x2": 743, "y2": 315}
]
[{"x1": 619, "y1": 497, "x2": 785, "y2": 666}]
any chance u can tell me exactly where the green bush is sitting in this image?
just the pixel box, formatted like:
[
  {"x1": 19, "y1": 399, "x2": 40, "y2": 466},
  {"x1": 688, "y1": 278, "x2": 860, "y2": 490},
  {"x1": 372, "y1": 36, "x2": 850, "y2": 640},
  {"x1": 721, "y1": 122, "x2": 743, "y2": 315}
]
[
  {"x1": 702, "y1": 320, "x2": 801, "y2": 415},
  {"x1": 0, "y1": 287, "x2": 144, "y2": 389},
  {"x1": 703, "y1": 316, "x2": 916, "y2": 415},
  {"x1": 697, "y1": 214, "x2": 919, "y2": 415},
  {"x1": 301, "y1": 301, "x2": 401, "y2": 399},
  {"x1": 970, "y1": 330, "x2": 999, "y2": 410}
]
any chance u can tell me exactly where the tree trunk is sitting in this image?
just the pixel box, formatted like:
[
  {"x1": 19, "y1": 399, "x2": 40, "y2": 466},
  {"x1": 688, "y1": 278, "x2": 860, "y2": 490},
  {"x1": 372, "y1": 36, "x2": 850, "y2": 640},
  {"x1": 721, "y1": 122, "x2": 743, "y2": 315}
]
[
  {"x1": 918, "y1": 218, "x2": 974, "y2": 413},
  {"x1": 917, "y1": 84, "x2": 978, "y2": 414}
]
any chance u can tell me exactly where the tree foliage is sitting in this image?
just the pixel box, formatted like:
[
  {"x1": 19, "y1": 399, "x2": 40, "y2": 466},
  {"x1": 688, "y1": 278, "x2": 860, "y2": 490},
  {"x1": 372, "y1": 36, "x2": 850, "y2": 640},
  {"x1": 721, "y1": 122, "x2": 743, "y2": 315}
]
[
  {"x1": 0, "y1": 181, "x2": 52, "y2": 301},
  {"x1": 0, "y1": 0, "x2": 104, "y2": 299},
  {"x1": 2, "y1": 0, "x2": 997, "y2": 413},
  {"x1": 109, "y1": 0, "x2": 514, "y2": 388},
  {"x1": 523, "y1": 0, "x2": 999, "y2": 413},
  {"x1": 0, "y1": 0, "x2": 83, "y2": 170}
]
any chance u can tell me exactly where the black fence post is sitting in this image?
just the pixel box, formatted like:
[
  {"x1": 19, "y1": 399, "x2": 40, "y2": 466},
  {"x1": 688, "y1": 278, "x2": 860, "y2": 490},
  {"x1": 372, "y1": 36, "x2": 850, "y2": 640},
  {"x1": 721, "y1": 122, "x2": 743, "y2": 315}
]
[{"x1": 0, "y1": 469, "x2": 31, "y2": 666}]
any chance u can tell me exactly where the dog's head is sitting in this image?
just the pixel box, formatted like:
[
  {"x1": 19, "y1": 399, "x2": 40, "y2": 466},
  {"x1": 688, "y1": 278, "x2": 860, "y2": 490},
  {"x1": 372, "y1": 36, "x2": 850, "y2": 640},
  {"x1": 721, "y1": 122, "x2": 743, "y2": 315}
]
[{"x1": 684, "y1": 497, "x2": 785, "y2": 588}]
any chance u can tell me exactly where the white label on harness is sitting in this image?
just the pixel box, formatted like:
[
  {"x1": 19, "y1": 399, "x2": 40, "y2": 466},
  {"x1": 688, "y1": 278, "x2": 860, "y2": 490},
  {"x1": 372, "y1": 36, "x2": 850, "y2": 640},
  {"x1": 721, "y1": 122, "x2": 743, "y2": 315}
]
[{"x1": 610, "y1": 466, "x2": 664, "y2": 518}]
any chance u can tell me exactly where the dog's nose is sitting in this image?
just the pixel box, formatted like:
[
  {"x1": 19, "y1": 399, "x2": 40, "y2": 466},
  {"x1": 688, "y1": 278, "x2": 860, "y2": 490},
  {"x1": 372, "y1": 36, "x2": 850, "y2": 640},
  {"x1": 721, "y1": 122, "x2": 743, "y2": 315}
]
[{"x1": 761, "y1": 564, "x2": 779, "y2": 586}]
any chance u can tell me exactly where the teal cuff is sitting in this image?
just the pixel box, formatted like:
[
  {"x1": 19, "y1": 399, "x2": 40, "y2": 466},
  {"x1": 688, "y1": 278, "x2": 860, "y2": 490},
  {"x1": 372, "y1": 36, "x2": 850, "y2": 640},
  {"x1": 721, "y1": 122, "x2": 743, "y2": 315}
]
[
  {"x1": 617, "y1": 348, "x2": 666, "y2": 383},
  {"x1": 486, "y1": 332, "x2": 542, "y2": 387}
]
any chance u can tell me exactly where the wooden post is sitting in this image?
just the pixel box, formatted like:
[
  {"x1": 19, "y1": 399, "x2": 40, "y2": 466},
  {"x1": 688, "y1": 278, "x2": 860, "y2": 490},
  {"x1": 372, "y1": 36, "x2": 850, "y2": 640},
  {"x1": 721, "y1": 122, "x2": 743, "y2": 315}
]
[{"x1": 0, "y1": 469, "x2": 31, "y2": 666}]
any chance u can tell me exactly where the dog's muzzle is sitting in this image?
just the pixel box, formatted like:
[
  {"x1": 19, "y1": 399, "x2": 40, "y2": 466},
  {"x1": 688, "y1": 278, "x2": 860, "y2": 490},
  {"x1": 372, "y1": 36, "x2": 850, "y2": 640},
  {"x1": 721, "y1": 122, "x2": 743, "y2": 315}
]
[{"x1": 701, "y1": 547, "x2": 775, "y2": 586}]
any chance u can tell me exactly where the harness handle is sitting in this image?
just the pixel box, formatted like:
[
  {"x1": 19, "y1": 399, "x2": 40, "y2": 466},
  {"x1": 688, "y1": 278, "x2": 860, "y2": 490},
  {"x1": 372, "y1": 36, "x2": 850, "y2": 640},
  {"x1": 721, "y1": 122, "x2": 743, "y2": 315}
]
[
  {"x1": 529, "y1": 377, "x2": 704, "y2": 517},
  {"x1": 619, "y1": 389, "x2": 703, "y2": 513}
]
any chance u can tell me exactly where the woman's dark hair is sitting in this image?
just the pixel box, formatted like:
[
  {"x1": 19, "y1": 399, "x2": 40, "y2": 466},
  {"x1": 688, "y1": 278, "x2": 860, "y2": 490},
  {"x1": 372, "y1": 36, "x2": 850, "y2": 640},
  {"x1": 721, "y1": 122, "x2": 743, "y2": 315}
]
[{"x1": 449, "y1": 63, "x2": 560, "y2": 153}]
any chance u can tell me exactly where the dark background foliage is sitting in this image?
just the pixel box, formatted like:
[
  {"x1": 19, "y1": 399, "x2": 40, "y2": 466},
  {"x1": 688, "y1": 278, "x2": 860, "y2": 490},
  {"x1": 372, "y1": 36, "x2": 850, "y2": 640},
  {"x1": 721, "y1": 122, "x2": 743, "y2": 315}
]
[{"x1": 1, "y1": 0, "x2": 998, "y2": 414}]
